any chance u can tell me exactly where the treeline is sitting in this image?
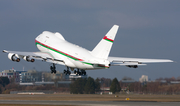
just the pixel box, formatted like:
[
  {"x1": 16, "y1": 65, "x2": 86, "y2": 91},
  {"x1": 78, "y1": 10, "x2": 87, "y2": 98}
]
[
  {"x1": 1, "y1": 76, "x2": 180, "y2": 95},
  {"x1": 121, "y1": 77, "x2": 180, "y2": 94},
  {"x1": 70, "y1": 77, "x2": 121, "y2": 94},
  {"x1": 122, "y1": 81, "x2": 180, "y2": 94},
  {"x1": 0, "y1": 77, "x2": 9, "y2": 87},
  {"x1": 0, "y1": 77, "x2": 70, "y2": 94},
  {"x1": 70, "y1": 77, "x2": 100, "y2": 94},
  {"x1": 0, "y1": 77, "x2": 10, "y2": 93}
]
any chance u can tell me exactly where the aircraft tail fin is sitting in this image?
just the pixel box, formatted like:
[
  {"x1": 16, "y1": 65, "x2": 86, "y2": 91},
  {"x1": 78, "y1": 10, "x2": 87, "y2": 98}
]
[{"x1": 91, "y1": 25, "x2": 119, "y2": 59}]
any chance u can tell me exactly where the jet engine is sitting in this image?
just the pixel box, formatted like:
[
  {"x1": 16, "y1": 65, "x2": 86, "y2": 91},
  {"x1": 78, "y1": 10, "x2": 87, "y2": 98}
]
[
  {"x1": 23, "y1": 56, "x2": 35, "y2": 62},
  {"x1": 126, "y1": 65, "x2": 138, "y2": 68},
  {"x1": 8, "y1": 53, "x2": 20, "y2": 62}
]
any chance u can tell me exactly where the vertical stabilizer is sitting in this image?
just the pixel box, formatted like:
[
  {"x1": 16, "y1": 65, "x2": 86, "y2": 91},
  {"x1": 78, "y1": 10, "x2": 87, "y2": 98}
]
[{"x1": 91, "y1": 25, "x2": 119, "y2": 59}]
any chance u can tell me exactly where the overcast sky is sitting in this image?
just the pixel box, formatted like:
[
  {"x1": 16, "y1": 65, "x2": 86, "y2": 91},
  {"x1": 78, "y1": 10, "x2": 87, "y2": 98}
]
[{"x1": 0, "y1": 0, "x2": 179, "y2": 81}]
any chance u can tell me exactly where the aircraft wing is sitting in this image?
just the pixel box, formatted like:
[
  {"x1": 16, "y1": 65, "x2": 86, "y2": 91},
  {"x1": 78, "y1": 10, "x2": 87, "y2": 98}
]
[
  {"x1": 2, "y1": 50, "x2": 64, "y2": 64},
  {"x1": 108, "y1": 56, "x2": 173, "y2": 66}
]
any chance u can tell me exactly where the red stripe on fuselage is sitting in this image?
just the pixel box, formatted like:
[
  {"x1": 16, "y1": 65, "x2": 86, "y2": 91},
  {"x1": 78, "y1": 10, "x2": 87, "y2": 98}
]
[{"x1": 35, "y1": 40, "x2": 84, "y2": 61}]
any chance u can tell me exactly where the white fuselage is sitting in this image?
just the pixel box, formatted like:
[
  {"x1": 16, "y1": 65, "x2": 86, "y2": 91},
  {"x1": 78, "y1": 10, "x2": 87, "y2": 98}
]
[
  {"x1": 35, "y1": 31, "x2": 110, "y2": 70},
  {"x1": 3, "y1": 25, "x2": 173, "y2": 73}
]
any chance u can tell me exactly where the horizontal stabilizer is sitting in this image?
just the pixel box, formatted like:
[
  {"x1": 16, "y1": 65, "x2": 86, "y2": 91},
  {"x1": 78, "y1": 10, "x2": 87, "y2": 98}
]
[{"x1": 108, "y1": 57, "x2": 173, "y2": 63}]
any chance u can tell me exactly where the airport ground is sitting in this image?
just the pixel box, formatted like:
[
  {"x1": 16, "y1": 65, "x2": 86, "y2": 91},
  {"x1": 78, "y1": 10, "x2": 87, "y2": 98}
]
[{"x1": 0, "y1": 94, "x2": 180, "y2": 106}]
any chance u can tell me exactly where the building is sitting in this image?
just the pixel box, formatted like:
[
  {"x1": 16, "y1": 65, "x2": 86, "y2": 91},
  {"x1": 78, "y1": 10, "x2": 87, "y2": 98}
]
[
  {"x1": 1, "y1": 68, "x2": 86, "y2": 84},
  {"x1": 20, "y1": 70, "x2": 67, "y2": 85},
  {"x1": 139, "y1": 75, "x2": 148, "y2": 83},
  {"x1": 43, "y1": 71, "x2": 64, "y2": 82},
  {"x1": 20, "y1": 70, "x2": 42, "y2": 83},
  {"x1": 0, "y1": 69, "x2": 20, "y2": 82}
]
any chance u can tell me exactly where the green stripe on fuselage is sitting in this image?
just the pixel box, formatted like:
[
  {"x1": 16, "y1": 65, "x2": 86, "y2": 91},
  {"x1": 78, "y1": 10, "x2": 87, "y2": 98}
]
[
  {"x1": 36, "y1": 42, "x2": 79, "y2": 61},
  {"x1": 36, "y1": 42, "x2": 109, "y2": 68}
]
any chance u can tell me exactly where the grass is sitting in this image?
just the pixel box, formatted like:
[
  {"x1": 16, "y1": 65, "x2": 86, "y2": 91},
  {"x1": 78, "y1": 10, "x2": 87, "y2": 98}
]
[
  {"x1": 0, "y1": 94, "x2": 180, "y2": 102},
  {"x1": 0, "y1": 94, "x2": 180, "y2": 106},
  {"x1": 0, "y1": 104, "x2": 75, "y2": 106}
]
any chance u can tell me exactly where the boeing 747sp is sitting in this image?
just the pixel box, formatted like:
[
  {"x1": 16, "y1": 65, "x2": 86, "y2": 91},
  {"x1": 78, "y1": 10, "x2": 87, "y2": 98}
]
[{"x1": 3, "y1": 25, "x2": 173, "y2": 75}]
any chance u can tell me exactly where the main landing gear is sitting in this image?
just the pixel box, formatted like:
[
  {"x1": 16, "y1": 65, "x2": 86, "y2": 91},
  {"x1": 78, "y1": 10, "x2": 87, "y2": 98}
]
[
  {"x1": 63, "y1": 67, "x2": 87, "y2": 76},
  {"x1": 50, "y1": 65, "x2": 87, "y2": 76},
  {"x1": 50, "y1": 63, "x2": 56, "y2": 74},
  {"x1": 63, "y1": 67, "x2": 71, "y2": 75},
  {"x1": 74, "y1": 69, "x2": 86, "y2": 76}
]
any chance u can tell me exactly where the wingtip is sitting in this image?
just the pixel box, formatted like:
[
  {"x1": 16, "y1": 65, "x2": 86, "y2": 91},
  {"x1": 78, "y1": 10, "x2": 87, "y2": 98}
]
[
  {"x1": 165, "y1": 60, "x2": 174, "y2": 63},
  {"x1": 167, "y1": 59, "x2": 173, "y2": 62},
  {"x1": 170, "y1": 60, "x2": 174, "y2": 62},
  {"x1": 2, "y1": 50, "x2": 7, "y2": 53}
]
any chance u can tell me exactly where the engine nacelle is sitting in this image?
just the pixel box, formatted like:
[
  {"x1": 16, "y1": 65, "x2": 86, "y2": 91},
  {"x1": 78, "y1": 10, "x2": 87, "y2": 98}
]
[
  {"x1": 126, "y1": 65, "x2": 138, "y2": 68},
  {"x1": 23, "y1": 56, "x2": 35, "y2": 62},
  {"x1": 8, "y1": 53, "x2": 20, "y2": 62}
]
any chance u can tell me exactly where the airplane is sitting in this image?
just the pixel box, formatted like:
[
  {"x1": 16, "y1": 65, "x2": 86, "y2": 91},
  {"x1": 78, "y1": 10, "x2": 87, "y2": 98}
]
[{"x1": 2, "y1": 25, "x2": 173, "y2": 75}]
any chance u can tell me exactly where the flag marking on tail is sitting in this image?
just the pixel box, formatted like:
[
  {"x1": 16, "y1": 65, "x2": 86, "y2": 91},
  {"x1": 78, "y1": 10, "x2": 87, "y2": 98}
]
[{"x1": 103, "y1": 36, "x2": 114, "y2": 43}]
